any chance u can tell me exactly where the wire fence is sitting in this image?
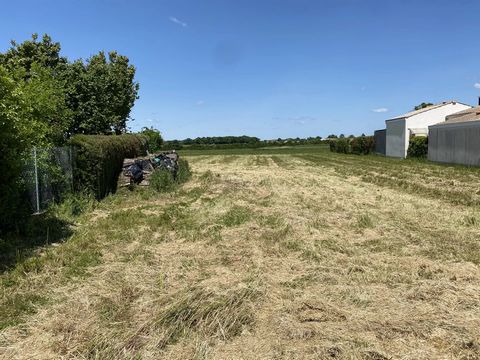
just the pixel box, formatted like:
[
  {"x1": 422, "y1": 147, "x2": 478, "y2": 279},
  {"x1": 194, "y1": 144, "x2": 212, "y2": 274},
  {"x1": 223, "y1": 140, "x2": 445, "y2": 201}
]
[{"x1": 23, "y1": 146, "x2": 75, "y2": 214}]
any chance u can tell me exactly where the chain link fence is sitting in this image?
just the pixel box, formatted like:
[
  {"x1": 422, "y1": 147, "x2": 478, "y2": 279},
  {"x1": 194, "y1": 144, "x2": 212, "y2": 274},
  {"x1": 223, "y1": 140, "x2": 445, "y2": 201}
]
[{"x1": 22, "y1": 146, "x2": 75, "y2": 214}]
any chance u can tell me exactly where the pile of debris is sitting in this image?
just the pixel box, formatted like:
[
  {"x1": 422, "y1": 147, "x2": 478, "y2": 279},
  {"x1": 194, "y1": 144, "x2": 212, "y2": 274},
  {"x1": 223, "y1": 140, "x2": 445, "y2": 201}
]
[{"x1": 119, "y1": 150, "x2": 179, "y2": 187}]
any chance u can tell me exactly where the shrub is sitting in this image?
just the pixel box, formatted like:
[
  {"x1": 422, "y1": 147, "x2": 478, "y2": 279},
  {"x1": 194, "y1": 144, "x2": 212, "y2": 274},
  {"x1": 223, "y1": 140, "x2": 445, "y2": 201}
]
[
  {"x1": 141, "y1": 127, "x2": 163, "y2": 152},
  {"x1": 335, "y1": 138, "x2": 351, "y2": 154},
  {"x1": 150, "y1": 169, "x2": 176, "y2": 193},
  {"x1": 176, "y1": 158, "x2": 192, "y2": 184},
  {"x1": 329, "y1": 140, "x2": 337, "y2": 152},
  {"x1": 150, "y1": 158, "x2": 192, "y2": 193},
  {"x1": 407, "y1": 137, "x2": 428, "y2": 158},
  {"x1": 70, "y1": 134, "x2": 147, "y2": 199},
  {"x1": 351, "y1": 136, "x2": 375, "y2": 155}
]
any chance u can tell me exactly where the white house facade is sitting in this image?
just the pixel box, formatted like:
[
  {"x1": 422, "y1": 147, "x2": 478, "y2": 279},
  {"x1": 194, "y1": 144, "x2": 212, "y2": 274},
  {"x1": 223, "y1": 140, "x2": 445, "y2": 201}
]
[{"x1": 385, "y1": 101, "x2": 472, "y2": 158}]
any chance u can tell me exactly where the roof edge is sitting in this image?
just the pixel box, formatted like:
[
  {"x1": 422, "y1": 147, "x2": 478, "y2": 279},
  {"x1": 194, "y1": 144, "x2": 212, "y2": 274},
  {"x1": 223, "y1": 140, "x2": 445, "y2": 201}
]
[{"x1": 386, "y1": 101, "x2": 472, "y2": 121}]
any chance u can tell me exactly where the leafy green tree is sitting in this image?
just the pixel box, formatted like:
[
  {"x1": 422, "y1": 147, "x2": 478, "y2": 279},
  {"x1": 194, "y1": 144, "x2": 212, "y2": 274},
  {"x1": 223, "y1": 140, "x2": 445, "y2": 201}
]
[
  {"x1": 414, "y1": 102, "x2": 433, "y2": 111},
  {"x1": 63, "y1": 51, "x2": 139, "y2": 135},
  {"x1": 1, "y1": 34, "x2": 139, "y2": 138},
  {"x1": 0, "y1": 65, "x2": 63, "y2": 231},
  {"x1": 141, "y1": 127, "x2": 164, "y2": 152},
  {"x1": 0, "y1": 33, "x2": 67, "y2": 77}
]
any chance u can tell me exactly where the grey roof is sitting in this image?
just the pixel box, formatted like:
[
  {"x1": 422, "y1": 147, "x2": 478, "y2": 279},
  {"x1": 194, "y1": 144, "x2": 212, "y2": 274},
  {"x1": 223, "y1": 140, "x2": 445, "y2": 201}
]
[
  {"x1": 386, "y1": 101, "x2": 471, "y2": 121},
  {"x1": 445, "y1": 106, "x2": 480, "y2": 123}
]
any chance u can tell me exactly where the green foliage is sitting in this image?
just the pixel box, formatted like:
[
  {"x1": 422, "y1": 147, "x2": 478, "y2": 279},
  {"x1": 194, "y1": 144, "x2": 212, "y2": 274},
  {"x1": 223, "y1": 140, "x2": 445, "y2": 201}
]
[
  {"x1": 162, "y1": 135, "x2": 327, "y2": 150},
  {"x1": 329, "y1": 136, "x2": 375, "y2": 155},
  {"x1": 141, "y1": 127, "x2": 164, "y2": 152},
  {"x1": 0, "y1": 33, "x2": 67, "y2": 76},
  {"x1": 69, "y1": 134, "x2": 147, "y2": 199},
  {"x1": 150, "y1": 169, "x2": 176, "y2": 193},
  {"x1": 335, "y1": 138, "x2": 351, "y2": 154},
  {"x1": 407, "y1": 137, "x2": 428, "y2": 158},
  {"x1": 63, "y1": 52, "x2": 139, "y2": 135},
  {"x1": 176, "y1": 158, "x2": 192, "y2": 184},
  {"x1": 0, "y1": 64, "x2": 70, "y2": 232},
  {"x1": 350, "y1": 136, "x2": 375, "y2": 155},
  {"x1": 150, "y1": 158, "x2": 192, "y2": 193},
  {"x1": 0, "y1": 33, "x2": 140, "y2": 231},
  {"x1": 414, "y1": 102, "x2": 433, "y2": 111},
  {"x1": 329, "y1": 140, "x2": 337, "y2": 152},
  {"x1": 1, "y1": 34, "x2": 139, "y2": 138}
]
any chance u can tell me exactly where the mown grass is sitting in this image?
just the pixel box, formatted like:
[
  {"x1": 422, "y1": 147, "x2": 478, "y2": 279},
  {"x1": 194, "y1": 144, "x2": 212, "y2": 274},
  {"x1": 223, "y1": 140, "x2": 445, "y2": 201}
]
[{"x1": 1, "y1": 150, "x2": 480, "y2": 359}]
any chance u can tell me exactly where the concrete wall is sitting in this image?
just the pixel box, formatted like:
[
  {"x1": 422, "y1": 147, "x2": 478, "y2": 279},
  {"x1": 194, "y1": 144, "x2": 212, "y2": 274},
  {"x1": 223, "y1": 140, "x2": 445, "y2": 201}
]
[
  {"x1": 386, "y1": 119, "x2": 407, "y2": 158},
  {"x1": 429, "y1": 120, "x2": 480, "y2": 166},
  {"x1": 374, "y1": 129, "x2": 386, "y2": 155}
]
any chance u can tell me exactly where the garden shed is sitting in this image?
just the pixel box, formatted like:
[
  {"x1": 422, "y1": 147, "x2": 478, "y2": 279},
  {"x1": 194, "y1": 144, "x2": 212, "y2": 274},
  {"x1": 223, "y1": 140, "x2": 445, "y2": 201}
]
[
  {"x1": 428, "y1": 106, "x2": 480, "y2": 166},
  {"x1": 385, "y1": 101, "x2": 471, "y2": 158}
]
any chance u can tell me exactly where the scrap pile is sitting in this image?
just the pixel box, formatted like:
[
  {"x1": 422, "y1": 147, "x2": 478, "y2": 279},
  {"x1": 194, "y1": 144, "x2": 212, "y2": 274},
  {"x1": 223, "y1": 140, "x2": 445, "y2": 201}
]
[{"x1": 119, "y1": 151, "x2": 179, "y2": 187}]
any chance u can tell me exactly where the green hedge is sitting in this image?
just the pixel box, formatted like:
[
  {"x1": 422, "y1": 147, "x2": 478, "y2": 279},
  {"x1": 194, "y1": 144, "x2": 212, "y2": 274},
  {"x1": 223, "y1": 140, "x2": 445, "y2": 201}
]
[
  {"x1": 407, "y1": 136, "x2": 428, "y2": 158},
  {"x1": 70, "y1": 134, "x2": 147, "y2": 199},
  {"x1": 350, "y1": 136, "x2": 375, "y2": 155},
  {"x1": 329, "y1": 136, "x2": 375, "y2": 155}
]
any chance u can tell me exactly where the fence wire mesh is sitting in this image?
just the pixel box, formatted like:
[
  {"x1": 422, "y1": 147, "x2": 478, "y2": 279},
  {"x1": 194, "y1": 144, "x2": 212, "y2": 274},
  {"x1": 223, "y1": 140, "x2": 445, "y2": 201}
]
[{"x1": 22, "y1": 146, "x2": 75, "y2": 214}]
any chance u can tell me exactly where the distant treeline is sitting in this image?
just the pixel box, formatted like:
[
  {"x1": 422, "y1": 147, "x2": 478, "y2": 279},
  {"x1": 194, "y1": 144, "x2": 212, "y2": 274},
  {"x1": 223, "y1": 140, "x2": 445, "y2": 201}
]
[{"x1": 162, "y1": 136, "x2": 327, "y2": 150}]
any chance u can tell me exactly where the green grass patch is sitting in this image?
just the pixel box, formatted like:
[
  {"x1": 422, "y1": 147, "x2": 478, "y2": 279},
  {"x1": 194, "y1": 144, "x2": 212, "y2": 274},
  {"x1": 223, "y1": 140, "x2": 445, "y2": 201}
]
[{"x1": 221, "y1": 206, "x2": 252, "y2": 227}]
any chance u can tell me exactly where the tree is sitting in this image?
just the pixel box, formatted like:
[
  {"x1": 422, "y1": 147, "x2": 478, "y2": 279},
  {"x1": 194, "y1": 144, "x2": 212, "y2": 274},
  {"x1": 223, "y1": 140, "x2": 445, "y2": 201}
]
[
  {"x1": 327, "y1": 134, "x2": 338, "y2": 139},
  {"x1": 141, "y1": 127, "x2": 163, "y2": 152},
  {"x1": 414, "y1": 102, "x2": 433, "y2": 111},
  {"x1": 63, "y1": 51, "x2": 139, "y2": 135},
  {"x1": 1, "y1": 34, "x2": 140, "y2": 138},
  {"x1": 0, "y1": 33, "x2": 67, "y2": 77},
  {"x1": 339, "y1": 134, "x2": 345, "y2": 138},
  {"x1": 0, "y1": 64, "x2": 66, "y2": 231}
]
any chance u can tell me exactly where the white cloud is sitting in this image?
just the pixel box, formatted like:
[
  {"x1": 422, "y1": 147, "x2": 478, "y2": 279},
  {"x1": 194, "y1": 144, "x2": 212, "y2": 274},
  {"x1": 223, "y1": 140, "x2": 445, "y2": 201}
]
[
  {"x1": 372, "y1": 108, "x2": 388, "y2": 113},
  {"x1": 196, "y1": 100, "x2": 204, "y2": 106},
  {"x1": 169, "y1": 16, "x2": 187, "y2": 27},
  {"x1": 474, "y1": 83, "x2": 480, "y2": 89}
]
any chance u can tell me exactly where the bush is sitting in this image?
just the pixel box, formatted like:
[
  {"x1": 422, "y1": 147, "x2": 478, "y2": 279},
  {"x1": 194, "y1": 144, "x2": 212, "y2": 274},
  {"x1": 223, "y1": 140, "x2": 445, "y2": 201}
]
[
  {"x1": 176, "y1": 158, "x2": 192, "y2": 184},
  {"x1": 141, "y1": 127, "x2": 163, "y2": 152},
  {"x1": 70, "y1": 134, "x2": 147, "y2": 199},
  {"x1": 329, "y1": 140, "x2": 337, "y2": 152},
  {"x1": 150, "y1": 169, "x2": 176, "y2": 193},
  {"x1": 336, "y1": 138, "x2": 351, "y2": 154},
  {"x1": 150, "y1": 158, "x2": 192, "y2": 193},
  {"x1": 351, "y1": 136, "x2": 375, "y2": 155},
  {"x1": 407, "y1": 136, "x2": 428, "y2": 158}
]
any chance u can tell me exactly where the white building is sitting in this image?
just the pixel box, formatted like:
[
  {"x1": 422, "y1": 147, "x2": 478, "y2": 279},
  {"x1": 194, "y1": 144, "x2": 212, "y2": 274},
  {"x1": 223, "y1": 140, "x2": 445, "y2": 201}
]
[{"x1": 385, "y1": 101, "x2": 472, "y2": 158}]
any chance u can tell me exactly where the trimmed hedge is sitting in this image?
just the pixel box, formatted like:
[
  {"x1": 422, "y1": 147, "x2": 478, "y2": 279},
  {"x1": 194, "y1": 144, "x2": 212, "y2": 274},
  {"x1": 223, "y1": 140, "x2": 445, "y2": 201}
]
[
  {"x1": 407, "y1": 136, "x2": 428, "y2": 158},
  {"x1": 350, "y1": 136, "x2": 375, "y2": 155},
  {"x1": 329, "y1": 136, "x2": 375, "y2": 155},
  {"x1": 70, "y1": 134, "x2": 147, "y2": 199}
]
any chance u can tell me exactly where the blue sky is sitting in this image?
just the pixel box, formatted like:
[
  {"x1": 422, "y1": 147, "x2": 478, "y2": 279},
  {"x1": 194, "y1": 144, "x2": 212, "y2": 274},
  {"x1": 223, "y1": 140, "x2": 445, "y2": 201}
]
[{"x1": 1, "y1": 0, "x2": 480, "y2": 140}]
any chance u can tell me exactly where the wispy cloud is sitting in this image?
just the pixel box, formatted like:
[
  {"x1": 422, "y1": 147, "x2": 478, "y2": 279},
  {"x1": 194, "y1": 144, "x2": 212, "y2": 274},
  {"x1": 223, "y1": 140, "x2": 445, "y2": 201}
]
[
  {"x1": 169, "y1": 16, "x2": 187, "y2": 27},
  {"x1": 372, "y1": 108, "x2": 388, "y2": 113},
  {"x1": 474, "y1": 83, "x2": 480, "y2": 89},
  {"x1": 272, "y1": 116, "x2": 317, "y2": 125},
  {"x1": 196, "y1": 100, "x2": 205, "y2": 106}
]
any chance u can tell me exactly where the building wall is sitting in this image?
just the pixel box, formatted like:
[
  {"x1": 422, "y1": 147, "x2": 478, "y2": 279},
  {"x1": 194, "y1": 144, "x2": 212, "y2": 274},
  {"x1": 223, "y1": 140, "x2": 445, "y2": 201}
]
[
  {"x1": 386, "y1": 119, "x2": 407, "y2": 158},
  {"x1": 386, "y1": 103, "x2": 471, "y2": 159},
  {"x1": 406, "y1": 102, "x2": 471, "y2": 129},
  {"x1": 429, "y1": 120, "x2": 480, "y2": 166},
  {"x1": 374, "y1": 129, "x2": 386, "y2": 155}
]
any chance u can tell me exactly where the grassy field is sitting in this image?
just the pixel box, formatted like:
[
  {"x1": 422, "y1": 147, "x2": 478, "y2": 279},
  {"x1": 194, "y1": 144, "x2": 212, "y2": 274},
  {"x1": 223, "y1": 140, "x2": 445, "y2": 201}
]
[{"x1": 1, "y1": 145, "x2": 480, "y2": 359}]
